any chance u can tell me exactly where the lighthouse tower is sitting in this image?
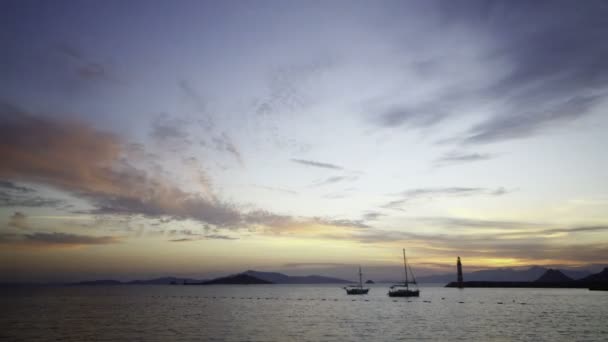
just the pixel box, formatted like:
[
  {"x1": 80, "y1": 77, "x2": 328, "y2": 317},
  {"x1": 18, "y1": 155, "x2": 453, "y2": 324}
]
[{"x1": 457, "y1": 256, "x2": 464, "y2": 288}]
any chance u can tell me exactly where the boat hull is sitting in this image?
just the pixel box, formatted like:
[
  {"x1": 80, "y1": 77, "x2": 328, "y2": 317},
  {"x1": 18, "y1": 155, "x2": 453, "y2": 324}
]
[
  {"x1": 345, "y1": 288, "x2": 370, "y2": 295},
  {"x1": 388, "y1": 289, "x2": 420, "y2": 297}
]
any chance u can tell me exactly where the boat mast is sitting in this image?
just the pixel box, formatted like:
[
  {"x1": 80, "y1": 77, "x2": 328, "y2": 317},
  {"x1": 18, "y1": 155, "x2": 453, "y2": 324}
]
[
  {"x1": 403, "y1": 248, "x2": 409, "y2": 288},
  {"x1": 359, "y1": 266, "x2": 363, "y2": 288}
]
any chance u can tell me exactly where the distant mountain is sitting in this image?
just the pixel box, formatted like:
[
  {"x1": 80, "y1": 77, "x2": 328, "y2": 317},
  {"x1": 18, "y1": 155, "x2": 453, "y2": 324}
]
[
  {"x1": 243, "y1": 270, "x2": 352, "y2": 284},
  {"x1": 127, "y1": 277, "x2": 201, "y2": 285},
  {"x1": 418, "y1": 266, "x2": 591, "y2": 283},
  {"x1": 535, "y1": 269, "x2": 573, "y2": 283},
  {"x1": 579, "y1": 267, "x2": 608, "y2": 283},
  {"x1": 196, "y1": 273, "x2": 273, "y2": 285},
  {"x1": 561, "y1": 269, "x2": 594, "y2": 280},
  {"x1": 73, "y1": 279, "x2": 123, "y2": 285},
  {"x1": 72, "y1": 277, "x2": 204, "y2": 285},
  {"x1": 68, "y1": 270, "x2": 352, "y2": 286}
]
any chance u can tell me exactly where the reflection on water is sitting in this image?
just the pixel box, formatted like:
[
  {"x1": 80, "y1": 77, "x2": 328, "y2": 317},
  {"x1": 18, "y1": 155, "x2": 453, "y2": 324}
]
[{"x1": 1, "y1": 284, "x2": 607, "y2": 341}]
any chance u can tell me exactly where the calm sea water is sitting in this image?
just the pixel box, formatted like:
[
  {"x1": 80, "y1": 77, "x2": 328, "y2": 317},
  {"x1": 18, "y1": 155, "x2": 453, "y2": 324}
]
[{"x1": 1, "y1": 284, "x2": 606, "y2": 341}]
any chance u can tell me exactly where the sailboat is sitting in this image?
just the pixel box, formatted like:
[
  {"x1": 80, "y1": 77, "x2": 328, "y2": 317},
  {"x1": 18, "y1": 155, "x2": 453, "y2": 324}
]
[
  {"x1": 388, "y1": 249, "x2": 420, "y2": 297},
  {"x1": 344, "y1": 266, "x2": 370, "y2": 295}
]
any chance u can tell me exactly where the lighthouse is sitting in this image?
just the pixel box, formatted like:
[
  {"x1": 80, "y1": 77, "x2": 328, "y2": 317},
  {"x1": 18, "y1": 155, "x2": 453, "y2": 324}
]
[{"x1": 457, "y1": 256, "x2": 464, "y2": 288}]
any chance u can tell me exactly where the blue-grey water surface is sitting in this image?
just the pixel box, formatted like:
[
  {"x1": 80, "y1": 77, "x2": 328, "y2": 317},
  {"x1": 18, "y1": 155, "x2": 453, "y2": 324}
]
[{"x1": 1, "y1": 284, "x2": 607, "y2": 341}]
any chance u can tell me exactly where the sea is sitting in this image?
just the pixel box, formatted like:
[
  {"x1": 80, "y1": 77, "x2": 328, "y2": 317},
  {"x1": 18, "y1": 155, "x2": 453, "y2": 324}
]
[{"x1": 1, "y1": 284, "x2": 606, "y2": 341}]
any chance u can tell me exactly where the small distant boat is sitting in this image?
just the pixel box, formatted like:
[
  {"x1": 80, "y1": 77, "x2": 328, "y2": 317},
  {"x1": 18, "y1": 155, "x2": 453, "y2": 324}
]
[
  {"x1": 388, "y1": 249, "x2": 420, "y2": 297},
  {"x1": 344, "y1": 266, "x2": 370, "y2": 295}
]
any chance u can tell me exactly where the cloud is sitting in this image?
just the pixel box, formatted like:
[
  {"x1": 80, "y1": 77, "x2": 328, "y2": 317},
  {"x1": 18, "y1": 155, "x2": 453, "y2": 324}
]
[
  {"x1": 453, "y1": 1, "x2": 608, "y2": 144},
  {"x1": 418, "y1": 216, "x2": 535, "y2": 230},
  {"x1": 311, "y1": 175, "x2": 358, "y2": 187},
  {"x1": 55, "y1": 43, "x2": 119, "y2": 83},
  {"x1": 290, "y1": 158, "x2": 343, "y2": 170},
  {"x1": 244, "y1": 210, "x2": 370, "y2": 234},
  {"x1": 212, "y1": 133, "x2": 244, "y2": 167},
  {"x1": 433, "y1": 151, "x2": 494, "y2": 167},
  {"x1": 368, "y1": 2, "x2": 608, "y2": 144},
  {"x1": 0, "y1": 104, "x2": 371, "y2": 235},
  {"x1": 178, "y1": 80, "x2": 208, "y2": 117},
  {"x1": 282, "y1": 262, "x2": 350, "y2": 268},
  {"x1": 380, "y1": 199, "x2": 408, "y2": 211},
  {"x1": 0, "y1": 232, "x2": 121, "y2": 248},
  {"x1": 362, "y1": 211, "x2": 385, "y2": 221},
  {"x1": 374, "y1": 105, "x2": 448, "y2": 129},
  {"x1": 0, "y1": 103, "x2": 242, "y2": 227},
  {"x1": 0, "y1": 187, "x2": 66, "y2": 208},
  {"x1": 320, "y1": 218, "x2": 370, "y2": 229},
  {"x1": 542, "y1": 225, "x2": 608, "y2": 234},
  {"x1": 463, "y1": 95, "x2": 603, "y2": 144},
  {"x1": 150, "y1": 114, "x2": 191, "y2": 147},
  {"x1": 169, "y1": 234, "x2": 238, "y2": 242},
  {"x1": 8, "y1": 212, "x2": 28, "y2": 230},
  {"x1": 25, "y1": 232, "x2": 120, "y2": 245},
  {"x1": 250, "y1": 185, "x2": 298, "y2": 195},
  {"x1": 401, "y1": 187, "x2": 507, "y2": 198},
  {"x1": 0, "y1": 181, "x2": 34, "y2": 193},
  {"x1": 320, "y1": 221, "x2": 608, "y2": 264},
  {"x1": 381, "y1": 186, "x2": 508, "y2": 210}
]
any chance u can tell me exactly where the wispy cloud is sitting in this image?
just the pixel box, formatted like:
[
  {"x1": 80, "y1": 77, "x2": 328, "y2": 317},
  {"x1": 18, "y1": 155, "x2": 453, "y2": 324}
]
[
  {"x1": 462, "y1": 96, "x2": 603, "y2": 144},
  {"x1": 0, "y1": 191, "x2": 66, "y2": 208},
  {"x1": 380, "y1": 187, "x2": 508, "y2": 211},
  {"x1": 0, "y1": 103, "x2": 242, "y2": 227},
  {"x1": 55, "y1": 43, "x2": 120, "y2": 83},
  {"x1": 282, "y1": 262, "x2": 350, "y2": 268},
  {"x1": 150, "y1": 114, "x2": 191, "y2": 149},
  {"x1": 400, "y1": 187, "x2": 508, "y2": 198},
  {"x1": 212, "y1": 133, "x2": 244, "y2": 167},
  {"x1": 1, "y1": 178, "x2": 65, "y2": 209},
  {"x1": 250, "y1": 185, "x2": 298, "y2": 196},
  {"x1": 0, "y1": 181, "x2": 33, "y2": 193},
  {"x1": 169, "y1": 234, "x2": 238, "y2": 242},
  {"x1": 7, "y1": 212, "x2": 28, "y2": 230},
  {"x1": 245, "y1": 210, "x2": 371, "y2": 233},
  {"x1": 178, "y1": 80, "x2": 209, "y2": 118},
  {"x1": 416, "y1": 216, "x2": 538, "y2": 230},
  {"x1": 374, "y1": 105, "x2": 448, "y2": 129},
  {"x1": 0, "y1": 104, "x2": 371, "y2": 235},
  {"x1": 0, "y1": 232, "x2": 121, "y2": 248},
  {"x1": 367, "y1": 2, "x2": 608, "y2": 145},
  {"x1": 311, "y1": 175, "x2": 358, "y2": 187},
  {"x1": 433, "y1": 151, "x2": 494, "y2": 167},
  {"x1": 290, "y1": 158, "x2": 343, "y2": 170},
  {"x1": 361, "y1": 211, "x2": 385, "y2": 221}
]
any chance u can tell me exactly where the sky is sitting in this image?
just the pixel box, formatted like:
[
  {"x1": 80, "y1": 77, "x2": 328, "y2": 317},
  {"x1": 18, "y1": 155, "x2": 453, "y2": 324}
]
[{"x1": 1, "y1": 0, "x2": 608, "y2": 282}]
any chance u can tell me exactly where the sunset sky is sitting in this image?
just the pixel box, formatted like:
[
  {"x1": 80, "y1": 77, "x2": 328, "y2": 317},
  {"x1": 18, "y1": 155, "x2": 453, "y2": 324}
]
[{"x1": 1, "y1": 0, "x2": 608, "y2": 282}]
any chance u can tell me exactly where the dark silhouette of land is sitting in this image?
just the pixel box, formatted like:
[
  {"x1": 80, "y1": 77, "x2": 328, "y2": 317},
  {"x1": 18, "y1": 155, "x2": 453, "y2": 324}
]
[
  {"x1": 419, "y1": 266, "x2": 590, "y2": 283},
  {"x1": 580, "y1": 267, "x2": 608, "y2": 283},
  {"x1": 535, "y1": 269, "x2": 572, "y2": 283},
  {"x1": 66, "y1": 270, "x2": 352, "y2": 286},
  {"x1": 73, "y1": 279, "x2": 123, "y2": 286},
  {"x1": 242, "y1": 270, "x2": 352, "y2": 284},
  {"x1": 186, "y1": 273, "x2": 273, "y2": 285},
  {"x1": 446, "y1": 267, "x2": 608, "y2": 289},
  {"x1": 71, "y1": 277, "x2": 202, "y2": 286}
]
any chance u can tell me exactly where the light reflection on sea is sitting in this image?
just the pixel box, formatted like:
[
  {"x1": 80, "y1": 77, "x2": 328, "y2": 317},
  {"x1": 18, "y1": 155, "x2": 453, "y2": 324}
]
[{"x1": 1, "y1": 284, "x2": 607, "y2": 341}]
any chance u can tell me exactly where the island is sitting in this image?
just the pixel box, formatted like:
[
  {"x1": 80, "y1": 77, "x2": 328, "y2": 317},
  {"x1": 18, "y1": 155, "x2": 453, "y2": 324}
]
[
  {"x1": 446, "y1": 267, "x2": 608, "y2": 290},
  {"x1": 186, "y1": 273, "x2": 273, "y2": 285}
]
